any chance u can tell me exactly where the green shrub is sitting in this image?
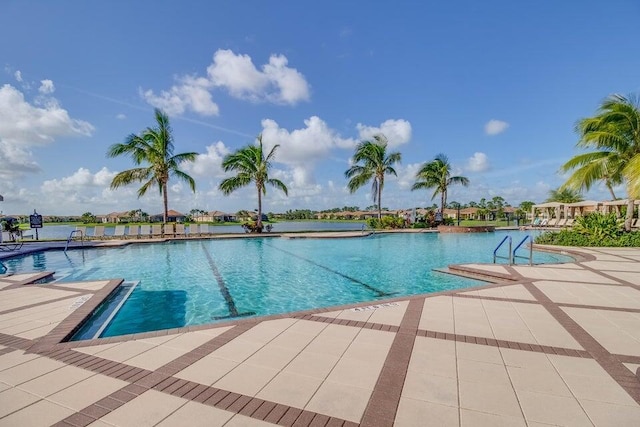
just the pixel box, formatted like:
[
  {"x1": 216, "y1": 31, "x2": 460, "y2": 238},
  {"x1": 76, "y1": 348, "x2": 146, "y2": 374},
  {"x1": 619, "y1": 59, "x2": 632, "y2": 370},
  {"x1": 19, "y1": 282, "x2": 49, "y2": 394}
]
[
  {"x1": 367, "y1": 216, "x2": 405, "y2": 229},
  {"x1": 535, "y1": 212, "x2": 640, "y2": 247}
]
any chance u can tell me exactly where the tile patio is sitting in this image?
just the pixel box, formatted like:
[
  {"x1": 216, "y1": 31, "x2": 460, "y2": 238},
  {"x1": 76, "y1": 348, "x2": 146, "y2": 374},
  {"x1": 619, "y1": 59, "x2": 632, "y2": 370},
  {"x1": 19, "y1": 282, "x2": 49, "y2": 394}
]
[{"x1": 0, "y1": 243, "x2": 638, "y2": 426}]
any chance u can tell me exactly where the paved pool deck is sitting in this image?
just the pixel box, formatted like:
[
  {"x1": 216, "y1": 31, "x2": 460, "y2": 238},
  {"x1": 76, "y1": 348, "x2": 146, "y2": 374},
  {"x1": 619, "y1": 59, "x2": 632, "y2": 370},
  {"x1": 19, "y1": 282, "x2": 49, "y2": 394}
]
[{"x1": 0, "y1": 242, "x2": 639, "y2": 426}]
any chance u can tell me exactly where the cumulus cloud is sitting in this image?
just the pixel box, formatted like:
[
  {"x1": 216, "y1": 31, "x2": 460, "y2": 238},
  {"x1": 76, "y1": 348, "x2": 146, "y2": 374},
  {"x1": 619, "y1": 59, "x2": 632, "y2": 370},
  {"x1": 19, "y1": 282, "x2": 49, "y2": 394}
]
[
  {"x1": 142, "y1": 49, "x2": 310, "y2": 115},
  {"x1": 185, "y1": 141, "x2": 230, "y2": 178},
  {"x1": 141, "y1": 75, "x2": 219, "y2": 116},
  {"x1": 395, "y1": 163, "x2": 422, "y2": 190},
  {"x1": 0, "y1": 83, "x2": 94, "y2": 179},
  {"x1": 260, "y1": 116, "x2": 355, "y2": 168},
  {"x1": 207, "y1": 50, "x2": 310, "y2": 104},
  {"x1": 38, "y1": 79, "x2": 55, "y2": 94},
  {"x1": 14, "y1": 70, "x2": 23, "y2": 82},
  {"x1": 467, "y1": 152, "x2": 490, "y2": 172},
  {"x1": 484, "y1": 119, "x2": 509, "y2": 135},
  {"x1": 356, "y1": 119, "x2": 412, "y2": 148}
]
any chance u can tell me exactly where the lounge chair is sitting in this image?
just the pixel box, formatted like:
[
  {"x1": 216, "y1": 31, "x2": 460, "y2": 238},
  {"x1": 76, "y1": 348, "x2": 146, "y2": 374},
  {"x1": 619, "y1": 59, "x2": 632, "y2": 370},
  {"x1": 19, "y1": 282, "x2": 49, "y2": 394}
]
[
  {"x1": 91, "y1": 225, "x2": 105, "y2": 239},
  {"x1": 198, "y1": 224, "x2": 210, "y2": 236},
  {"x1": 546, "y1": 218, "x2": 558, "y2": 227},
  {"x1": 539, "y1": 218, "x2": 549, "y2": 227},
  {"x1": 565, "y1": 218, "x2": 574, "y2": 227},
  {"x1": 139, "y1": 224, "x2": 151, "y2": 238},
  {"x1": 75, "y1": 226, "x2": 87, "y2": 239},
  {"x1": 126, "y1": 225, "x2": 139, "y2": 239},
  {"x1": 632, "y1": 218, "x2": 639, "y2": 229},
  {"x1": 151, "y1": 224, "x2": 163, "y2": 238},
  {"x1": 112, "y1": 225, "x2": 126, "y2": 239},
  {"x1": 174, "y1": 223, "x2": 186, "y2": 238},
  {"x1": 555, "y1": 218, "x2": 566, "y2": 227},
  {"x1": 531, "y1": 218, "x2": 541, "y2": 227}
]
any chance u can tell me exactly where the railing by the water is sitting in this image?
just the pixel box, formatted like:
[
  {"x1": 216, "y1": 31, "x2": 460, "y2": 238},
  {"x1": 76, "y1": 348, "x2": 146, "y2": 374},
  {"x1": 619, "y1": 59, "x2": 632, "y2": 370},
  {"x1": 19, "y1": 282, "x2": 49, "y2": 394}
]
[
  {"x1": 493, "y1": 235, "x2": 512, "y2": 264},
  {"x1": 0, "y1": 260, "x2": 7, "y2": 274},
  {"x1": 64, "y1": 230, "x2": 84, "y2": 252},
  {"x1": 513, "y1": 235, "x2": 533, "y2": 266}
]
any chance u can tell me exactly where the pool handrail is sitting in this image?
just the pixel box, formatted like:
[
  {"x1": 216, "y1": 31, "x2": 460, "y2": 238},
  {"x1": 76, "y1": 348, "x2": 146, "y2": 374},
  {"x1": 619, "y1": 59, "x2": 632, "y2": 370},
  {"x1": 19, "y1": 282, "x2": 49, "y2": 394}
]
[
  {"x1": 64, "y1": 229, "x2": 84, "y2": 252},
  {"x1": 513, "y1": 234, "x2": 533, "y2": 266},
  {"x1": 493, "y1": 235, "x2": 512, "y2": 264},
  {"x1": 0, "y1": 259, "x2": 7, "y2": 274}
]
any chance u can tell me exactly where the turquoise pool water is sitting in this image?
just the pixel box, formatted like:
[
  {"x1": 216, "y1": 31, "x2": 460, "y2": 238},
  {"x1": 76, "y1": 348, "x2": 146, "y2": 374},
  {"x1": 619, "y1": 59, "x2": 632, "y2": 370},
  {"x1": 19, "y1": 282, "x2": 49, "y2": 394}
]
[{"x1": 3, "y1": 231, "x2": 572, "y2": 338}]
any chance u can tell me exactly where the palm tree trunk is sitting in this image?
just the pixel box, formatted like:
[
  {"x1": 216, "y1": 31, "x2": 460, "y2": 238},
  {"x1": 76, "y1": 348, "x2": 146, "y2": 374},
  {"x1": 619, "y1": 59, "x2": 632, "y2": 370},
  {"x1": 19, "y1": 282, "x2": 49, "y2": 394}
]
[
  {"x1": 606, "y1": 182, "x2": 617, "y2": 201},
  {"x1": 440, "y1": 190, "x2": 446, "y2": 216},
  {"x1": 162, "y1": 182, "x2": 168, "y2": 224},
  {"x1": 624, "y1": 198, "x2": 634, "y2": 232},
  {"x1": 257, "y1": 186, "x2": 263, "y2": 232},
  {"x1": 377, "y1": 180, "x2": 382, "y2": 220}
]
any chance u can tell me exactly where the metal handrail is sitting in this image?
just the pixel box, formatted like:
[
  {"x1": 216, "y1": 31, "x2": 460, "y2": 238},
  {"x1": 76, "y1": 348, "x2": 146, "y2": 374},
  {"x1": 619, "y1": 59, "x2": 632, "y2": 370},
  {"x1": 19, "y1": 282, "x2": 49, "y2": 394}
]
[
  {"x1": 65, "y1": 230, "x2": 84, "y2": 252},
  {"x1": 493, "y1": 235, "x2": 512, "y2": 264},
  {"x1": 0, "y1": 260, "x2": 7, "y2": 274},
  {"x1": 513, "y1": 235, "x2": 533, "y2": 266}
]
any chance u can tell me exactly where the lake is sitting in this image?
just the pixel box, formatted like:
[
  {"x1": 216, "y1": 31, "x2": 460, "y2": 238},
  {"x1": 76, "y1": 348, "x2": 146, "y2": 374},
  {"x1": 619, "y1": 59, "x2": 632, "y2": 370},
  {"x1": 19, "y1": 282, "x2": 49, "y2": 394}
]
[{"x1": 24, "y1": 221, "x2": 368, "y2": 240}]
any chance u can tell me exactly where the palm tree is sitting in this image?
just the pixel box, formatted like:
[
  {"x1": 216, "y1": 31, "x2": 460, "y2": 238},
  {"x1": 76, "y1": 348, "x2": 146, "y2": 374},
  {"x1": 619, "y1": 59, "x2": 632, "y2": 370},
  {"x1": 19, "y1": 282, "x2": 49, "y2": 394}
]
[
  {"x1": 344, "y1": 134, "x2": 402, "y2": 220},
  {"x1": 219, "y1": 134, "x2": 288, "y2": 232},
  {"x1": 561, "y1": 94, "x2": 640, "y2": 231},
  {"x1": 546, "y1": 187, "x2": 583, "y2": 203},
  {"x1": 108, "y1": 109, "x2": 197, "y2": 224},
  {"x1": 412, "y1": 153, "x2": 469, "y2": 214}
]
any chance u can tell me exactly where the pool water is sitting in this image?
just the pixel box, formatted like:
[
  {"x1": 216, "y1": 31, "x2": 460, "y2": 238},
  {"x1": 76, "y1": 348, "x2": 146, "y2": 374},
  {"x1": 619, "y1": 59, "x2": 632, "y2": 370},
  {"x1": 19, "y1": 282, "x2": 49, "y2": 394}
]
[{"x1": 3, "y1": 231, "x2": 572, "y2": 338}]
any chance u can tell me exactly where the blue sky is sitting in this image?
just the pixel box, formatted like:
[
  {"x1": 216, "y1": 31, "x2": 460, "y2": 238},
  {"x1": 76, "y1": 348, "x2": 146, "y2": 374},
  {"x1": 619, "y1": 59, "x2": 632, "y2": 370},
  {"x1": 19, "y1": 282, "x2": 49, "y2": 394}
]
[{"x1": 1, "y1": 0, "x2": 639, "y2": 216}]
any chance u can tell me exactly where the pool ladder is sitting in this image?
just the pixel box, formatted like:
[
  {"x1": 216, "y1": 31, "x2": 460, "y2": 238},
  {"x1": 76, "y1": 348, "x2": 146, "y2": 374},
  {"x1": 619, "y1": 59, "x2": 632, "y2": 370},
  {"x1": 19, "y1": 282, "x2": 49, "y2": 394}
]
[
  {"x1": 64, "y1": 230, "x2": 84, "y2": 252},
  {"x1": 493, "y1": 235, "x2": 532, "y2": 265}
]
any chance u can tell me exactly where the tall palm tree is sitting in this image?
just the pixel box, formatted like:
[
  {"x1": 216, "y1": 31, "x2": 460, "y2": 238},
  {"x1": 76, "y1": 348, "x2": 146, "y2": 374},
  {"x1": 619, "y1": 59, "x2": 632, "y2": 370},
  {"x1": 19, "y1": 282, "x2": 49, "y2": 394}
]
[
  {"x1": 345, "y1": 134, "x2": 402, "y2": 220},
  {"x1": 219, "y1": 134, "x2": 288, "y2": 232},
  {"x1": 107, "y1": 109, "x2": 197, "y2": 224},
  {"x1": 412, "y1": 153, "x2": 469, "y2": 214},
  {"x1": 561, "y1": 93, "x2": 640, "y2": 231}
]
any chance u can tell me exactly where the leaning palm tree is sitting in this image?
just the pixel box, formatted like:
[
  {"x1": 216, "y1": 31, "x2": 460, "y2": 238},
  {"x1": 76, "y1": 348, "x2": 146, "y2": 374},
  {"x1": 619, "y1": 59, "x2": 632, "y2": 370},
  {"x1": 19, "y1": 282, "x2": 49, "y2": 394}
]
[
  {"x1": 107, "y1": 109, "x2": 197, "y2": 224},
  {"x1": 561, "y1": 94, "x2": 640, "y2": 230},
  {"x1": 219, "y1": 134, "x2": 288, "y2": 232},
  {"x1": 345, "y1": 134, "x2": 401, "y2": 220},
  {"x1": 412, "y1": 154, "x2": 469, "y2": 214}
]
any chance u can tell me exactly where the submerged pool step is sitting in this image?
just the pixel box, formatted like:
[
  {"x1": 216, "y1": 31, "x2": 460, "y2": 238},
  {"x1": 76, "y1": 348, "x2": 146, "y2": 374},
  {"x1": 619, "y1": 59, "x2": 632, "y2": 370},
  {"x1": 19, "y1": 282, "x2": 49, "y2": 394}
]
[{"x1": 69, "y1": 281, "x2": 139, "y2": 341}]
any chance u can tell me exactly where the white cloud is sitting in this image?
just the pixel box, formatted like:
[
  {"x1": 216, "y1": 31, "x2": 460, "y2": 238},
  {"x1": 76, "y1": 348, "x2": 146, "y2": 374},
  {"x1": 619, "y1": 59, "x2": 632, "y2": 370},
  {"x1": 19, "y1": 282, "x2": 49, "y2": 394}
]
[
  {"x1": 395, "y1": 163, "x2": 422, "y2": 190},
  {"x1": 467, "y1": 152, "x2": 490, "y2": 172},
  {"x1": 260, "y1": 116, "x2": 355, "y2": 169},
  {"x1": 356, "y1": 119, "x2": 412, "y2": 148},
  {"x1": 185, "y1": 141, "x2": 230, "y2": 178},
  {"x1": 38, "y1": 79, "x2": 55, "y2": 94},
  {"x1": 14, "y1": 70, "x2": 23, "y2": 82},
  {"x1": 0, "y1": 84, "x2": 94, "y2": 179},
  {"x1": 116, "y1": 113, "x2": 126, "y2": 120},
  {"x1": 208, "y1": 49, "x2": 310, "y2": 105},
  {"x1": 142, "y1": 49, "x2": 310, "y2": 115},
  {"x1": 141, "y1": 75, "x2": 219, "y2": 116},
  {"x1": 484, "y1": 119, "x2": 509, "y2": 135}
]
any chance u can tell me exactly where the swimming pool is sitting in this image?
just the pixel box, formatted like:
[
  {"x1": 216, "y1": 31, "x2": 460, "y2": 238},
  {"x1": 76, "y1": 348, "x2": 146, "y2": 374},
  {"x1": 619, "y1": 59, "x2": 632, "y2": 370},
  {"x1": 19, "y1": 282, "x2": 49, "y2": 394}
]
[{"x1": 3, "y1": 231, "x2": 572, "y2": 339}]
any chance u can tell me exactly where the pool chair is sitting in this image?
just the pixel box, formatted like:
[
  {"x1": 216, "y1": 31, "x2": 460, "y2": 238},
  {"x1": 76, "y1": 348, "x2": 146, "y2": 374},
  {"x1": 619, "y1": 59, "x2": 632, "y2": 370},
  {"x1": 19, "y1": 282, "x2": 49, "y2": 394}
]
[
  {"x1": 91, "y1": 225, "x2": 106, "y2": 239},
  {"x1": 564, "y1": 218, "x2": 574, "y2": 228},
  {"x1": 151, "y1": 224, "x2": 163, "y2": 238},
  {"x1": 112, "y1": 225, "x2": 126, "y2": 239},
  {"x1": 139, "y1": 224, "x2": 151, "y2": 238},
  {"x1": 538, "y1": 218, "x2": 549, "y2": 227},
  {"x1": 174, "y1": 223, "x2": 186, "y2": 238},
  {"x1": 632, "y1": 218, "x2": 640, "y2": 229},
  {"x1": 198, "y1": 224, "x2": 211, "y2": 236},
  {"x1": 555, "y1": 218, "x2": 566, "y2": 227},
  {"x1": 75, "y1": 226, "x2": 86, "y2": 239},
  {"x1": 546, "y1": 218, "x2": 558, "y2": 227},
  {"x1": 126, "y1": 225, "x2": 139, "y2": 239}
]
